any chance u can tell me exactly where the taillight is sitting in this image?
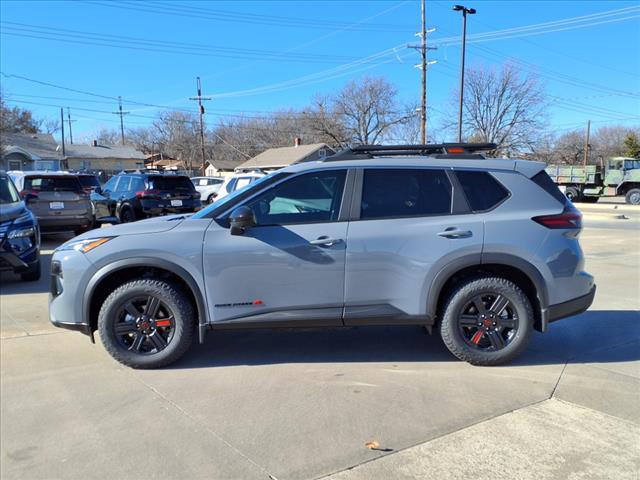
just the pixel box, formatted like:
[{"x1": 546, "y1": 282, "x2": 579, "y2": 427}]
[
  {"x1": 20, "y1": 190, "x2": 39, "y2": 199},
  {"x1": 193, "y1": 191, "x2": 201, "y2": 199},
  {"x1": 136, "y1": 189, "x2": 160, "y2": 199},
  {"x1": 532, "y1": 208, "x2": 582, "y2": 229}
]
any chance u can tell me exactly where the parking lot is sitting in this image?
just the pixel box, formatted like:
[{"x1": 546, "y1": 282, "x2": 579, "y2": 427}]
[{"x1": 1, "y1": 202, "x2": 639, "y2": 480}]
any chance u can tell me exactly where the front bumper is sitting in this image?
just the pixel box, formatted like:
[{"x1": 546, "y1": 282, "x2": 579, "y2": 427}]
[{"x1": 544, "y1": 285, "x2": 596, "y2": 326}]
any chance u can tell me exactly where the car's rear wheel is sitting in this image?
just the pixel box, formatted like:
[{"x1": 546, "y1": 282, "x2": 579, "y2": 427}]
[
  {"x1": 565, "y1": 187, "x2": 580, "y2": 202},
  {"x1": 625, "y1": 188, "x2": 640, "y2": 205},
  {"x1": 98, "y1": 279, "x2": 195, "y2": 368},
  {"x1": 439, "y1": 276, "x2": 533, "y2": 366},
  {"x1": 207, "y1": 194, "x2": 217, "y2": 204}
]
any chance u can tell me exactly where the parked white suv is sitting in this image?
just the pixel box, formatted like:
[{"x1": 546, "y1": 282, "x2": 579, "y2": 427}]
[
  {"x1": 191, "y1": 176, "x2": 224, "y2": 204},
  {"x1": 216, "y1": 171, "x2": 266, "y2": 201}
]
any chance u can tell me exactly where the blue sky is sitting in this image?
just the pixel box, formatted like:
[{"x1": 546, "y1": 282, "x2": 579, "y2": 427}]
[{"x1": 1, "y1": 0, "x2": 639, "y2": 144}]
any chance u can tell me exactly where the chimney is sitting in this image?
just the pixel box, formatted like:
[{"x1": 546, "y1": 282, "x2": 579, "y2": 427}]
[
  {"x1": 294, "y1": 137, "x2": 301, "y2": 147},
  {"x1": 92, "y1": 140, "x2": 98, "y2": 147}
]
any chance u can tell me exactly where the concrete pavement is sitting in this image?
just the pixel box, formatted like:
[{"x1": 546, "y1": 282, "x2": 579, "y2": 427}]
[{"x1": 1, "y1": 211, "x2": 638, "y2": 480}]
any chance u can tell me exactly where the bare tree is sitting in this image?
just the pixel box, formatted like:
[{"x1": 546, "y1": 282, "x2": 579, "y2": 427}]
[
  {"x1": 40, "y1": 119, "x2": 61, "y2": 135},
  {"x1": 449, "y1": 64, "x2": 547, "y2": 154},
  {"x1": 308, "y1": 76, "x2": 412, "y2": 146}
]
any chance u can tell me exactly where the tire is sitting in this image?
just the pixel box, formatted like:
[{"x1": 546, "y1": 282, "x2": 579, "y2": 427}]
[
  {"x1": 120, "y1": 207, "x2": 136, "y2": 223},
  {"x1": 98, "y1": 278, "x2": 195, "y2": 368},
  {"x1": 20, "y1": 260, "x2": 41, "y2": 282},
  {"x1": 565, "y1": 187, "x2": 580, "y2": 202},
  {"x1": 207, "y1": 194, "x2": 217, "y2": 204},
  {"x1": 625, "y1": 188, "x2": 640, "y2": 206},
  {"x1": 439, "y1": 276, "x2": 534, "y2": 366}
]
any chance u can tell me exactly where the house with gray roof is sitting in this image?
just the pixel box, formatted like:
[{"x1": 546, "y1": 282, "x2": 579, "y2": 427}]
[
  {"x1": 64, "y1": 141, "x2": 146, "y2": 172},
  {"x1": 235, "y1": 142, "x2": 335, "y2": 173},
  {"x1": 1, "y1": 132, "x2": 62, "y2": 171}
]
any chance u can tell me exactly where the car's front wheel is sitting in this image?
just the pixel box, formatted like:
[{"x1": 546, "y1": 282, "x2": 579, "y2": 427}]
[
  {"x1": 439, "y1": 276, "x2": 533, "y2": 366},
  {"x1": 98, "y1": 278, "x2": 195, "y2": 368}
]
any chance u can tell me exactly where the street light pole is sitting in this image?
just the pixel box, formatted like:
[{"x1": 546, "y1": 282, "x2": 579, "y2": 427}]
[{"x1": 453, "y1": 5, "x2": 476, "y2": 143}]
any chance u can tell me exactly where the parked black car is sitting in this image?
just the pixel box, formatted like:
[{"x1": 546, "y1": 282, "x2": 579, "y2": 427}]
[
  {"x1": 92, "y1": 171, "x2": 201, "y2": 223},
  {"x1": 0, "y1": 172, "x2": 41, "y2": 281}
]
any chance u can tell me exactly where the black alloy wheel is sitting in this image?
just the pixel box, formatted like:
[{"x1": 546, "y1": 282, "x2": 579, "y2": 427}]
[
  {"x1": 113, "y1": 295, "x2": 175, "y2": 354},
  {"x1": 457, "y1": 293, "x2": 518, "y2": 351}
]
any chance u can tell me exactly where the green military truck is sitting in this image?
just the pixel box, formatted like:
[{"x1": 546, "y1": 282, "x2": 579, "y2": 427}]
[{"x1": 546, "y1": 157, "x2": 640, "y2": 205}]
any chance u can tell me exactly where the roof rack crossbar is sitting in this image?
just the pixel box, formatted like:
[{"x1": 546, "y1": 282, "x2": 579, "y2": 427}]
[{"x1": 323, "y1": 143, "x2": 497, "y2": 161}]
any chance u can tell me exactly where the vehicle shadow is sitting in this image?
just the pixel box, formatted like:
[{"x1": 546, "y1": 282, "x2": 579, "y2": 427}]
[
  {"x1": 0, "y1": 251, "x2": 53, "y2": 295},
  {"x1": 171, "y1": 310, "x2": 640, "y2": 369}
]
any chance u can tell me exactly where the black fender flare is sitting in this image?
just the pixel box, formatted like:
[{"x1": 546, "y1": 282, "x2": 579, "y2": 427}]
[
  {"x1": 426, "y1": 253, "x2": 549, "y2": 330},
  {"x1": 83, "y1": 257, "x2": 209, "y2": 343}
]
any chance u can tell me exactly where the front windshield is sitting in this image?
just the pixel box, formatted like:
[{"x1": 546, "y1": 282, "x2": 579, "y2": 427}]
[
  {"x1": 192, "y1": 172, "x2": 282, "y2": 219},
  {"x1": 0, "y1": 175, "x2": 21, "y2": 204}
]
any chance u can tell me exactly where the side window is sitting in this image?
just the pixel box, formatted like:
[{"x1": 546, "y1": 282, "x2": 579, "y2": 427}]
[
  {"x1": 103, "y1": 177, "x2": 118, "y2": 192},
  {"x1": 114, "y1": 176, "x2": 132, "y2": 193},
  {"x1": 456, "y1": 170, "x2": 509, "y2": 212},
  {"x1": 360, "y1": 169, "x2": 452, "y2": 219},
  {"x1": 235, "y1": 177, "x2": 252, "y2": 190},
  {"x1": 244, "y1": 170, "x2": 346, "y2": 226},
  {"x1": 225, "y1": 178, "x2": 238, "y2": 193},
  {"x1": 131, "y1": 178, "x2": 145, "y2": 192}
]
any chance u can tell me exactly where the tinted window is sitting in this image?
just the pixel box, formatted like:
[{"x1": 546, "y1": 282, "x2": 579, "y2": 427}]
[
  {"x1": 0, "y1": 175, "x2": 20, "y2": 204},
  {"x1": 24, "y1": 176, "x2": 82, "y2": 192},
  {"x1": 361, "y1": 169, "x2": 452, "y2": 219},
  {"x1": 149, "y1": 176, "x2": 194, "y2": 191},
  {"x1": 245, "y1": 170, "x2": 346, "y2": 225},
  {"x1": 225, "y1": 178, "x2": 238, "y2": 193},
  {"x1": 103, "y1": 177, "x2": 118, "y2": 191},
  {"x1": 530, "y1": 171, "x2": 566, "y2": 205},
  {"x1": 78, "y1": 175, "x2": 100, "y2": 188},
  {"x1": 455, "y1": 170, "x2": 510, "y2": 212},
  {"x1": 114, "y1": 176, "x2": 132, "y2": 192}
]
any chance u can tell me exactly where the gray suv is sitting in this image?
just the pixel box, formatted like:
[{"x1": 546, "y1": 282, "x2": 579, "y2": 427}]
[{"x1": 49, "y1": 144, "x2": 595, "y2": 368}]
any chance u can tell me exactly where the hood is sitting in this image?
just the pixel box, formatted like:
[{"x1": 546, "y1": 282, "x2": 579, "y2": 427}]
[
  {"x1": 74, "y1": 214, "x2": 188, "y2": 241},
  {"x1": 0, "y1": 201, "x2": 28, "y2": 223}
]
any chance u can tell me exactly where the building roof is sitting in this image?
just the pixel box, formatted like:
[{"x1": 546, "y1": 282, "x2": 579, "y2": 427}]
[
  {"x1": 235, "y1": 143, "x2": 331, "y2": 170},
  {"x1": 1, "y1": 132, "x2": 61, "y2": 160},
  {"x1": 206, "y1": 157, "x2": 247, "y2": 171},
  {"x1": 64, "y1": 143, "x2": 146, "y2": 160}
]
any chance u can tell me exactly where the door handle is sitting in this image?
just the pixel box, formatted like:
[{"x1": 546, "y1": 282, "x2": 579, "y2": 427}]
[
  {"x1": 437, "y1": 227, "x2": 473, "y2": 239},
  {"x1": 310, "y1": 236, "x2": 342, "y2": 246}
]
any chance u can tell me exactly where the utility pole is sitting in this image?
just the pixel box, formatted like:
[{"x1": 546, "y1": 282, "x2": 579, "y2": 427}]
[
  {"x1": 453, "y1": 5, "x2": 476, "y2": 143},
  {"x1": 583, "y1": 120, "x2": 591, "y2": 167},
  {"x1": 189, "y1": 77, "x2": 211, "y2": 175},
  {"x1": 60, "y1": 107, "x2": 66, "y2": 157},
  {"x1": 112, "y1": 96, "x2": 129, "y2": 145},
  {"x1": 408, "y1": 0, "x2": 436, "y2": 144},
  {"x1": 66, "y1": 107, "x2": 76, "y2": 144}
]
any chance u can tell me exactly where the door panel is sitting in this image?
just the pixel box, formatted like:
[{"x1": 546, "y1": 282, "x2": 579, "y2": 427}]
[
  {"x1": 203, "y1": 169, "x2": 350, "y2": 324},
  {"x1": 203, "y1": 222, "x2": 347, "y2": 323},
  {"x1": 344, "y1": 215, "x2": 483, "y2": 320}
]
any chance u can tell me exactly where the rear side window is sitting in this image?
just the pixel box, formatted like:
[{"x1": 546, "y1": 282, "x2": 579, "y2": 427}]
[
  {"x1": 531, "y1": 171, "x2": 567, "y2": 205},
  {"x1": 149, "y1": 176, "x2": 194, "y2": 191},
  {"x1": 78, "y1": 176, "x2": 100, "y2": 188},
  {"x1": 361, "y1": 169, "x2": 452, "y2": 219},
  {"x1": 24, "y1": 176, "x2": 82, "y2": 192},
  {"x1": 455, "y1": 170, "x2": 509, "y2": 212}
]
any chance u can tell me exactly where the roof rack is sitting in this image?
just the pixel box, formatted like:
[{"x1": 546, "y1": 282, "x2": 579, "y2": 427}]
[{"x1": 323, "y1": 143, "x2": 497, "y2": 161}]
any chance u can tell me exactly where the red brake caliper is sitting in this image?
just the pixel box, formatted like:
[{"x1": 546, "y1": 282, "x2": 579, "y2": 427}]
[
  {"x1": 155, "y1": 319, "x2": 171, "y2": 327},
  {"x1": 471, "y1": 331, "x2": 484, "y2": 344}
]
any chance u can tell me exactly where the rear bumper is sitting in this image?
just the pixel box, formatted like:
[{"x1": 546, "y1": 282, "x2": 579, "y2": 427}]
[
  {"x1": 37, "y1": 215, "x2": 92, "y2": 231},
  {"x1": 544, "y1": 285, "x2": 596, "y2": 326}
]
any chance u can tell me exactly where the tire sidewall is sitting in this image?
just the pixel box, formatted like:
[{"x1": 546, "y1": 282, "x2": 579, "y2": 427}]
[
  {"x1": 441, "y1": 277, "x2": 533, "y2": 365},
  {"x1": 98, "y1": 280, "x2": 193, "y2": 368}
]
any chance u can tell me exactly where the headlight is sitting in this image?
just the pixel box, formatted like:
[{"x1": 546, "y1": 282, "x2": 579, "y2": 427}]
[
  {"x1": 7, "y1": 227, "x2": 36, "y2": 239},
  {"x1": 13, "y1": 210, "x2": 35, "y2": 225},
  {"x1": 57, "y1": 237, "x2": 114, "y2": 253}
]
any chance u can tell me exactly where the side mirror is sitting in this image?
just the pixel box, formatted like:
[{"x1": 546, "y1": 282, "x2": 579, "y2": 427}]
[{"x1": 229, "y1": 206, "x2": 256, "y2": 236}]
